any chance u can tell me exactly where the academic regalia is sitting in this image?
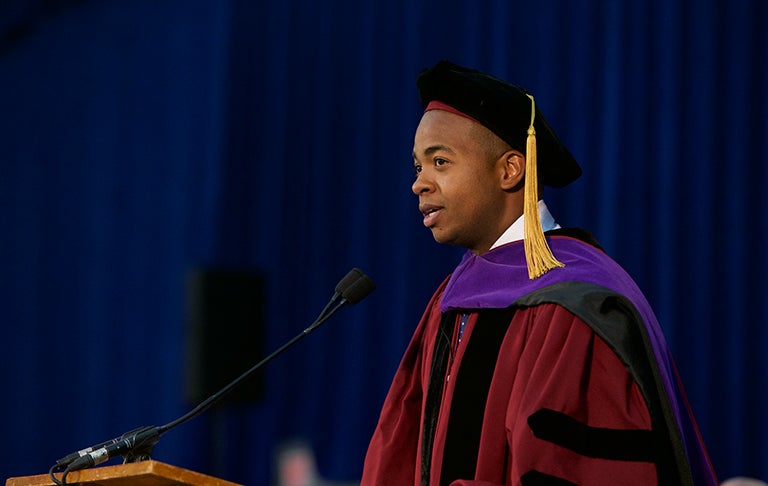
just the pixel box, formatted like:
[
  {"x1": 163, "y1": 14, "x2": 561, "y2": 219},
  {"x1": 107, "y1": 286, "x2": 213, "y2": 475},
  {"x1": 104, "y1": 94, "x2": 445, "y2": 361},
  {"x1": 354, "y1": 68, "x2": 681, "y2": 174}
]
[
  {"x1": 362, "y1": 60, "x2": 717, "y2": 485},
  {"x1": 361, "y1": 233, "x2": 718, "y2": 486}
]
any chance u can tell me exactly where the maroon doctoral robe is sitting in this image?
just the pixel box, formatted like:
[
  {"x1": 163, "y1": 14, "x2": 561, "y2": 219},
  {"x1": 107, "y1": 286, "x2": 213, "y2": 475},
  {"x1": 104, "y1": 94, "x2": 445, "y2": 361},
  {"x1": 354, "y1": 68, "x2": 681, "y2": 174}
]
[{"x1": 361, "y1": 232, "x2": 717, "y2": 486}]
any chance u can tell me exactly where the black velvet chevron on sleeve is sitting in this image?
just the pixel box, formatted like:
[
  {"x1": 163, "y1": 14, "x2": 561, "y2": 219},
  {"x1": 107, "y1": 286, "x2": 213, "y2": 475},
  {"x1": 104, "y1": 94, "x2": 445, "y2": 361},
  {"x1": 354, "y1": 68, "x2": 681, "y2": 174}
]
[{"x1": 527, "y1": 408, "x2": 656, "y2": 462}]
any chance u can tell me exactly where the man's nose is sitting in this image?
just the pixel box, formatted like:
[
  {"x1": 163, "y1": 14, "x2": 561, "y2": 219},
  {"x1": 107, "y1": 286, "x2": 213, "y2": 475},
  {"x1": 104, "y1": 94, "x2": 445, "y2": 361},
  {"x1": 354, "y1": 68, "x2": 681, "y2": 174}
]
[{"x1": 412, "y1": 172, "x2": 434, "y2": 195}]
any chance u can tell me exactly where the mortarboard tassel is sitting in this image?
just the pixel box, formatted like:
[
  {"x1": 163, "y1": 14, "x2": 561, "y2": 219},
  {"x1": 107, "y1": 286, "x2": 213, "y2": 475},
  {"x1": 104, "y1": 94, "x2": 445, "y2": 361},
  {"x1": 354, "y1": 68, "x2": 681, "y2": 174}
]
[{"x1": 523, "y1": 94, "x2": 565, "y2": 279}]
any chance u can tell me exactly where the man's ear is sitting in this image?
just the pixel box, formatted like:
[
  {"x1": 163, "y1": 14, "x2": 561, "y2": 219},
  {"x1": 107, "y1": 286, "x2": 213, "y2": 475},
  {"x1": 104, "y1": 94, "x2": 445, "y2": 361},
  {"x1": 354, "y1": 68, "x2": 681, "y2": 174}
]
[{"x1": 500, "y1": 150, "x2": 525, "y2": 191}]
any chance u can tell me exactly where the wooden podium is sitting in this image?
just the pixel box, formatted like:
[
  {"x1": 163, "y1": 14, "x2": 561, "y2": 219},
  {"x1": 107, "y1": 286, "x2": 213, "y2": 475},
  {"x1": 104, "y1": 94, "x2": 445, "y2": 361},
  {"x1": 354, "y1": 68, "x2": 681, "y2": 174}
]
[{"x1": 5, "y1": 460, "x2": 243, "y2": 486}]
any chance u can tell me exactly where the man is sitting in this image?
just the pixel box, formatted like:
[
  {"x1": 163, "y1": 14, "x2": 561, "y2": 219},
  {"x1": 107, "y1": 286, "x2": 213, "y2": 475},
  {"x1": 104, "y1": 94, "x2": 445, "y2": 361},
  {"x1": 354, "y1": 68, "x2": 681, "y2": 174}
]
[{"x1": 361, "y1": 61, "x2": 718, "y2": 485}]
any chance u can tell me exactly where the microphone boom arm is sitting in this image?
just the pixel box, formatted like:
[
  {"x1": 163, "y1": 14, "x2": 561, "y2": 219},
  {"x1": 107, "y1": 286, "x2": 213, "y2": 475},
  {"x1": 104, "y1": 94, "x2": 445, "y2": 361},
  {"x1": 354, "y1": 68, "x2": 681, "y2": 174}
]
[{"x1": 53, "y1": 268, "x2": 374, "y2": 484}]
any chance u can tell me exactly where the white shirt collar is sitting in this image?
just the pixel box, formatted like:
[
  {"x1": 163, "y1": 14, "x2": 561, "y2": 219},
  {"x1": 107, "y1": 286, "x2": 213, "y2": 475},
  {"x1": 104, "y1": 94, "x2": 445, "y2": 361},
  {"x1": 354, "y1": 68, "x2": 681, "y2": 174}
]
[{"x1": 489, "y1": 200, "x2": 560, "y2": 250}]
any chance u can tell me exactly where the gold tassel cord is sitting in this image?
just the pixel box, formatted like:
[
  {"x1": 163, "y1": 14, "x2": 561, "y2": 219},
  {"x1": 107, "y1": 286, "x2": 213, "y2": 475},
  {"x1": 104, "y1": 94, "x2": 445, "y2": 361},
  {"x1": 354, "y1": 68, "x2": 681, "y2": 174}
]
[{"x1": 523, "y1": 94, "x2": 565, "y2": 279}]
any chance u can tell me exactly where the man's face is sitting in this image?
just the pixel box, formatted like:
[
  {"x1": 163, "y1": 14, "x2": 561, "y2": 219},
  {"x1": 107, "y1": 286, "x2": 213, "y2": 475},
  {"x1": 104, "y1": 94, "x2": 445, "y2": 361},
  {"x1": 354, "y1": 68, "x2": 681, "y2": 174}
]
[{"x1": 412, "y1": 110, "x2": 515, "y2": 254}]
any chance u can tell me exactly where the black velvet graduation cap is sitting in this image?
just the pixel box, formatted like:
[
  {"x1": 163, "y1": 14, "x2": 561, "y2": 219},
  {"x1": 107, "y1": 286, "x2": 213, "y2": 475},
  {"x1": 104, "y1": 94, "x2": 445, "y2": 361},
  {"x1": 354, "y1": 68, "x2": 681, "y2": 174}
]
[
  {"x1": 416, "y1": 60, "x2": 581, "y2": 278},
  {"x1": 416, "y1": 60, "x2": 581, "y2": 188}
]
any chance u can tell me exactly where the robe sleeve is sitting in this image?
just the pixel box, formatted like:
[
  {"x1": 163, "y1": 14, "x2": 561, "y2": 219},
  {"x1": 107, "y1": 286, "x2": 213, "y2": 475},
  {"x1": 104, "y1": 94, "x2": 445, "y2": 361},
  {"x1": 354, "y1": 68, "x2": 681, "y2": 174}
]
[
  {"x1": 501, "y1": 303, "x2": 659, "y2": 485},
  {"x1": 360, "y1": 281, "x2": 447, "y2": 486}
]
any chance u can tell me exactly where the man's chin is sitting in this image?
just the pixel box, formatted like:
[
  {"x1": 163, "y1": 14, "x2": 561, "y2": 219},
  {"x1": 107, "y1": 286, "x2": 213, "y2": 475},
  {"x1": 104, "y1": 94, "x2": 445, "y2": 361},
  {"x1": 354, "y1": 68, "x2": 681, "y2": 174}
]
[{"x1": 431, "y1": 231, "x2": 458, "y2": 247}]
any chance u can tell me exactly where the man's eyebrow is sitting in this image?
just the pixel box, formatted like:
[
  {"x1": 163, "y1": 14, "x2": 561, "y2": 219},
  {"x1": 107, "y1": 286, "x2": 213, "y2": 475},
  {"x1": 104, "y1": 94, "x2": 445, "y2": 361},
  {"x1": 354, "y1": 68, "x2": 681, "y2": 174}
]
[{"x1": 412, "y1": 144, "x2": 455, "y2": 160}]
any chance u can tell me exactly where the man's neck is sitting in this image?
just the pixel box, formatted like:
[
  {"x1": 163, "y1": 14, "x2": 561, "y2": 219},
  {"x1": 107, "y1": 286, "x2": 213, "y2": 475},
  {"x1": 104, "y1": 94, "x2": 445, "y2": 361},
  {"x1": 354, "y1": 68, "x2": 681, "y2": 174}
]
[{"x1": 489, "y1": 200, "x2": 560, "y2": 250}]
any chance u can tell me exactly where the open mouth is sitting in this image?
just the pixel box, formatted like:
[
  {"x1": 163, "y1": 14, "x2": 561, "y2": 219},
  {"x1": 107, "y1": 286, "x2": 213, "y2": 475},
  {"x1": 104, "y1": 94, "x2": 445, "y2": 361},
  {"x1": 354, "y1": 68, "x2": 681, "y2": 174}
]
[{"x1": 420, "y1": 205, "x2": 443, "y2": 227}]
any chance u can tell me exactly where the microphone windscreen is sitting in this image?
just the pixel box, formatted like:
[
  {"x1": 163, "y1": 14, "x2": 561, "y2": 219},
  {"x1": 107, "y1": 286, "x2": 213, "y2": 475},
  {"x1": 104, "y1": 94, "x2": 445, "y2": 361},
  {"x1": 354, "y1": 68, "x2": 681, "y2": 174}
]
[
  {"x1": 334, "y1": 268, "x2": 364, "y2": 294},
  {"x1": 340, "y1": 270, "x2": 375, "y2": 304}
]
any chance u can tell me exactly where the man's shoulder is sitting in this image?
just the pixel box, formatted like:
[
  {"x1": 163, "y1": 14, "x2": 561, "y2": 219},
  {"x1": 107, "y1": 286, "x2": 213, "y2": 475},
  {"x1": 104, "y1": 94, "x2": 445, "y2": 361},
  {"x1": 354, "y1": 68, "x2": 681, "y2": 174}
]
[
  {"x1": 514, "y1": 281, "x2": 654, "y2": 385},
  {"x1": 514, "y1": 280, "x2": 642, "y2": 327}
]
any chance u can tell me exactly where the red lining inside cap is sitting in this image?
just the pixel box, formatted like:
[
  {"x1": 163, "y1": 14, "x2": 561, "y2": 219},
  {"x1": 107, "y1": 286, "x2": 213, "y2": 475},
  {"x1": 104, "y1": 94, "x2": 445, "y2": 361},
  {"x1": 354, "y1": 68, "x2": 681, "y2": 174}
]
[{"x1": 425, "y1": 100, "x2": 481, "y2": 124}]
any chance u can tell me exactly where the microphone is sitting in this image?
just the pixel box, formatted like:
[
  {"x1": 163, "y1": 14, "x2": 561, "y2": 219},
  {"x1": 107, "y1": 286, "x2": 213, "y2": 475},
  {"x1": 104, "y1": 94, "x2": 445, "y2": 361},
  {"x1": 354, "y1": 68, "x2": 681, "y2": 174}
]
[
  {"x1": 316, "y1": 268, "x2": 374, "y2": 322},
  {"x1": 337, "y1": 268, "x2": 375, "y2": 304},
  {"x1": 334, "y1": 267, "x2": 366, "y2": 297},
  {"x1": 57, "y1": 268, "x2": 375, "y2": 476}
]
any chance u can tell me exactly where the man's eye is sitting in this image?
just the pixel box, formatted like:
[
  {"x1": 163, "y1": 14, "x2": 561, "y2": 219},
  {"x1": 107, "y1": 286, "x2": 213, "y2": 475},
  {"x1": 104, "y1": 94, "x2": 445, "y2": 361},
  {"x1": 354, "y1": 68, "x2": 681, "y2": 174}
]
[
  {"x1": 413, "y1": 164, "x2": 423, "y2": 175},
  {"x1": 434, "y1": 158, "x2": 447, "y2": 166}
]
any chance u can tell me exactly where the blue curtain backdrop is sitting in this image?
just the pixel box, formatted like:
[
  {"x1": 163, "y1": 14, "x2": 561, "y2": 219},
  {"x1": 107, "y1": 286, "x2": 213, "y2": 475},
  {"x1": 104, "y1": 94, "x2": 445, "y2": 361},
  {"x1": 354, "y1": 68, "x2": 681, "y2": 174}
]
[{"x1": 1, "y1": 0, "x2": 766, "y2": 484}]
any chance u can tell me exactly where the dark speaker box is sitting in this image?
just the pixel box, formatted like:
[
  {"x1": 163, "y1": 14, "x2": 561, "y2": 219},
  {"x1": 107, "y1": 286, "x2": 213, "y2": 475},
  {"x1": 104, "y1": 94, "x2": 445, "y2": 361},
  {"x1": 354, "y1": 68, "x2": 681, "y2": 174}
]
[{"x1": 185, "y1": 268, "x2": 265, "y2": 405}]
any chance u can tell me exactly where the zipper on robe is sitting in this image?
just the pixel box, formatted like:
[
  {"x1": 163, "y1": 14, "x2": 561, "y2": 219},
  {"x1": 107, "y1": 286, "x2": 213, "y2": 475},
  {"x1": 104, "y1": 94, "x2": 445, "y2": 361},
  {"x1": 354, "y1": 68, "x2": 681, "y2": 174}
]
[{"x1": 446, "y1": 313, "x2": 470, "y2": 383}]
